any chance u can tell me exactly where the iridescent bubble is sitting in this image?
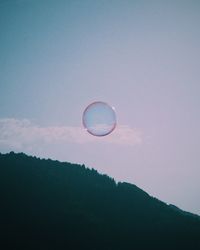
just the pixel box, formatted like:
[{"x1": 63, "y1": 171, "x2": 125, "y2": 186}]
[{"x1": 82, "y1": 101, "x2": 117, "y2": 136}]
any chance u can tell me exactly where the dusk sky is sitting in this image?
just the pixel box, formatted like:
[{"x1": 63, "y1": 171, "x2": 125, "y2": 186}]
[{"x1": 0, "y1": 0, "x2": 200, "y2": 215}]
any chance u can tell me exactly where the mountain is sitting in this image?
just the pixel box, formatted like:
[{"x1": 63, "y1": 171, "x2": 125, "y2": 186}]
[{"x1": 0, "y1": 152, "x2": 200, "y2": 250}]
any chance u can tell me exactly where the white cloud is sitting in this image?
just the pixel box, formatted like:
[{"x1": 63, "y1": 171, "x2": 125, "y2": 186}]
[{"x1": 0, "y1": 118, "x2": 142, "y2": 152}]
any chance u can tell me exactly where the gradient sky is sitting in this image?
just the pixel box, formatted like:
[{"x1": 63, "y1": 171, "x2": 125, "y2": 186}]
[{"x1": 0, "y1": 0, "x2": 200, "y2": 214}]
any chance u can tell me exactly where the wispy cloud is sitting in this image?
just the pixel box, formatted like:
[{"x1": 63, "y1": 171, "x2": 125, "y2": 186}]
[{"x1": 0, "y1": 118, "x2": 142, "y2": 152}]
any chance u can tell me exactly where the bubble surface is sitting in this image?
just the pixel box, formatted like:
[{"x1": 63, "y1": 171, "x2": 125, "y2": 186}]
[{"x1": 82, "y1": 101, "x2": 117, "y2": 136}]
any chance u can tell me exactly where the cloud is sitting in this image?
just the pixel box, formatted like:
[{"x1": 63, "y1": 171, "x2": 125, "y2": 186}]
[{"x1": 0, "y1": 118, "x2": 142, "y2": 152}]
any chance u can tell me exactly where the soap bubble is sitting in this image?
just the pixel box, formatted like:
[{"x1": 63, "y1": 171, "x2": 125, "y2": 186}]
[{"x1": 82, "y1": 101, "x2": 117, "y2": 136}]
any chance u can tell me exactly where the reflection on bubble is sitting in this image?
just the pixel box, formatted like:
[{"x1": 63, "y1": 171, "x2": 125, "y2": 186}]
[{"x1": 82, "y1": 101, "x2": 117, "y2": 136}]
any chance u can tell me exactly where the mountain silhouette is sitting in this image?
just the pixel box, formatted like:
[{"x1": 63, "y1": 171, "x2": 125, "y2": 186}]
[{"x1": 0, "y1": 152, "x2": 200, "y2": 250}]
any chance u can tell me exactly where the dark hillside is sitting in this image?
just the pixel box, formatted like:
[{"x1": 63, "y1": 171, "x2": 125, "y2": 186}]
[{"x1": 0, "y1": 152, "x2": 199, "y2": 250}]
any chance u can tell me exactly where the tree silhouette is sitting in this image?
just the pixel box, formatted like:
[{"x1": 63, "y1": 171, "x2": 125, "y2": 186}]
[{"x1": 0, "y1": 152, "x2": 200, "y2": 250}]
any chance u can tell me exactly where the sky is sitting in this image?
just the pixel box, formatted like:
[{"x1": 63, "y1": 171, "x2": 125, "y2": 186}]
[{"x1": 0, "y1": 0, "x2": 200, "y2": 215}]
